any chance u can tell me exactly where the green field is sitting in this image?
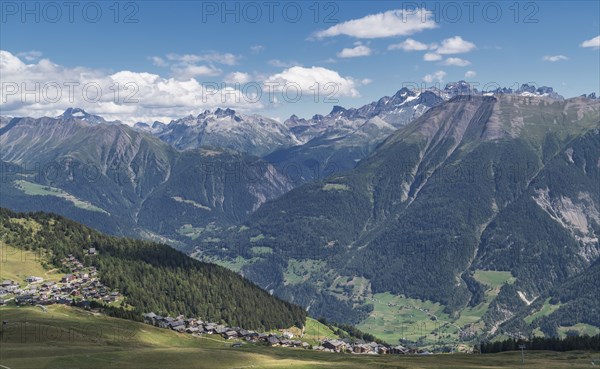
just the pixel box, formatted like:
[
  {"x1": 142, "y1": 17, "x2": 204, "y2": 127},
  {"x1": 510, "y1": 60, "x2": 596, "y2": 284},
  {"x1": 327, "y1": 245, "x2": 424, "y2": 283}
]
[
  {"x1": 558, "y1": 324, "x2": 600, "y2": 338},
  {"x1": 525, "y1": 298, "x2": 562, "y2": 325},
  {"x1": 283, "y1": 259, "x2": 327, "y2": 285},
  {"x1": 14, "y1": 180, "x2": 108, "y2": 214},
  {"x1": 0, "y1": 243, "x2": 63, "y2": 287},
  {"x1": 473, "y1": 270, "x2": 516, "y2": 288},
  {"x1": 177, "y1": 224, "x2": 205, "y2": 240},
  {"x1": 356, "y1": 272, "x2": 519, "y2": 346},
  {"x1": 357, "y1": 293, "x2": 457, "y2": 345},
  {"x1": 1, "y1": 305, "x2": 597, "y2": 369}
]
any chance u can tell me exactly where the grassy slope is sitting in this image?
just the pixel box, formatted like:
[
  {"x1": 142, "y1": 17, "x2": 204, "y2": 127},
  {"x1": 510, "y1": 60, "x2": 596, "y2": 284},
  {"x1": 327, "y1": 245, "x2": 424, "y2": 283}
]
[
  {"x1": 1, "y1": 305, "x2": 597, "y2": 369},
  {"x1": 0, "y1": 243, "x2": 63, "y2": 287}
]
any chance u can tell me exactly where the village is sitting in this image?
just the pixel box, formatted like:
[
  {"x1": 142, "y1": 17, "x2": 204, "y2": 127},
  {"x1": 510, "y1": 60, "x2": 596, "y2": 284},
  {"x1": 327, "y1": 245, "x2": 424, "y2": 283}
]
[
  {"x1": 142, "y1": 311, "x2": 427, "y2": 355},
  {"x1": 0, "y1": 248, "x2": 122, "y2": 308},
  {"x1": 0, "y1": 248, "x2": 426, "y2": 356}
]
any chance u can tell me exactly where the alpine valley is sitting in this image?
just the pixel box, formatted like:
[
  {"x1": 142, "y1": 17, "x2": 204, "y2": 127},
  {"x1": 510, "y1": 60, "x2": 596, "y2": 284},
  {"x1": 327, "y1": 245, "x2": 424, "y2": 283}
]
[{"x1": 1, "y1": 83, "x2": 599, "y2": 347}]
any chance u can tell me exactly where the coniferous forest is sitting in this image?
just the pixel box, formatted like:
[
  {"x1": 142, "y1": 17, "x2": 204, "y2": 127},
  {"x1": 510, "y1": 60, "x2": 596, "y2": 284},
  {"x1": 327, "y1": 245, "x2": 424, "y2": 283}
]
[{"x1": 0, "y1": 208, "x2": 306, "y2": 330}]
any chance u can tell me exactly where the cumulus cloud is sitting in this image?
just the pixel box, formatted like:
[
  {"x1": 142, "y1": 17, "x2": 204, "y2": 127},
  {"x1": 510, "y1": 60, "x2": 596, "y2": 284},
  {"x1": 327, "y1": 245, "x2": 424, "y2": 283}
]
[
  {"x1": 442, "y1": 57, "x2": 471, "y2": 67},
  {"x1": 313, "y1": 8, "x2": 436, "y2": 39},
  {"x1": 464, "y1": 70, "x2": 477, "y2": 78},
  {"x1": 224, "y1": 72, "x2": 252, "y2": 84},
  {"x1": 0, "y1": 50, "x2": 261, "y2": 124},
  {"x1": 388, "y1": 38, "x2": 433, "y2": 51},
  {"x1": 542, "y1": 55, "x2": 568, "y2": 62},
  {"x1": 422, "y1": 70, "x2": 447, "y2": 83},
  {"x1": 436, "y1": 36, "x2": 476, "y2": 54},
  {"x1": 580, "y1": 35, "x2": 600, "y2": 48},
  {"x1": 337, "y1": 45, "x2": 372, "y2": 58},
  {"x1": 264, "y1": 66, "x2": 360, "y2": 98},
  {"x1": 0, "y1": 51, "x2": 365, "y2": 123},
  {"x1": 171, "y1": 64, "x2": 222, "y2": 79},
  {"x1": 423, "y1": 53, "x2": 442, "y2": 61}
]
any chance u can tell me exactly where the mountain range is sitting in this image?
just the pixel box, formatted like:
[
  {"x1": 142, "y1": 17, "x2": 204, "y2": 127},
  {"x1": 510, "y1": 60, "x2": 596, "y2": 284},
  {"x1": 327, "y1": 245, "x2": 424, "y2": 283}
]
[{"x1": 1, "y1": 82, "x2": 598, "y2": 342}]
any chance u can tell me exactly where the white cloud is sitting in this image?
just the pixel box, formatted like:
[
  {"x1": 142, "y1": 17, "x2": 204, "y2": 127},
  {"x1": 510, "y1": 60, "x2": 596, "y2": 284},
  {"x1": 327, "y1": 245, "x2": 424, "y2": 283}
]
[
  {"x1": 337, "y1": 45, "x2": 372, "y2": 58},
  {"x1": 268, "y1": 59, "x2": 300, "y2": 68},
  {"x1": 171, "y1": 64, "x2": 222, "y2": 79},
  {"x1": 436, "y1": 36, "x2": 476, "y2": 54},
  {"x1": 313, "y1": 8, "x2": 436, "y2": 39},
  {"x1": 542, "y1": 55, "x2": 568, "y2": 62},
  {"x1": 361, "y1": 78, "x2": 373, "y2": 85},
  {"x1": 16, "y1": 50, "x2": 42, "y2": 62},
  {"x1": 423, "y1": 53, "x2": 442, "y2": 61},
  {"x1": 0, "y1": 50, "x2": 263, "y2": 124},
  {"x1": 250, "y1": 45, "x2": 265, "y2": 54},
  {"x1": 224, "y1": 72, "x2": 252, "y2": 84},
  {"x1": 464, "y1": 70, "x2": 477, "y2": 78},
  {"x1": 388, "y1": 38, "x2": 432, "y2": 51},
  {"x1": 580, "y1": 35, "x2": 600, "y2": 48},
  {"x1": 148, "y1": 51, "x2": 240, "y2": 80},
  {"x1": 442, "y1": 57, "x2": 471, "y2": 67},
  {"x1": 264, "y1": 66, "x2": 360, "y2": 98},
  {"x1": 422, "y1": 70, "x2": 447, "y2": 83},
  {"x1": 149, "y1": 56, "x2": 168, "y2": 67},
  {"x1": 165, "y1": 52, "x2": 239, "y2": 66}
]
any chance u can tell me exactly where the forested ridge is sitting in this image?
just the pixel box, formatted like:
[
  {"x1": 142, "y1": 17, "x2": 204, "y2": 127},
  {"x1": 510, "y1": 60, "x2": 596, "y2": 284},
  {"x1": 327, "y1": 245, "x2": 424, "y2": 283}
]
[{"x1": 0, "y1": 208, "x2": 306, "y2": 330}]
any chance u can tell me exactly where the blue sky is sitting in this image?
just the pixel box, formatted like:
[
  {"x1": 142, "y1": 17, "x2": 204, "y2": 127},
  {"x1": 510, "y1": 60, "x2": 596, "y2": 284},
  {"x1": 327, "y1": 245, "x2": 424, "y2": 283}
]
[{"x1": 1, "y1": 1, "x2": 599, "y2": 123}]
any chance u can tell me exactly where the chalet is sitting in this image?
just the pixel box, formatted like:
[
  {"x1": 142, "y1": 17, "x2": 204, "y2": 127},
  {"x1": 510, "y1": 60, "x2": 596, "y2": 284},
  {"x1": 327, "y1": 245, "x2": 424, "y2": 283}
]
[
  {"x1": 223, "y1": 330, "x2": 238, "y2": 339},
  {"x1": 25, "y1": 276, "x2": 43, "y2": 283},
  {"x1": 266, "y1": 336, "x2": 280, "y2": 346},
  {"x1": 185, "y1": 327, "x2": 199, "y2": 334},
  {"x1": 157, "y1": 317, "x2": 173, "y2": 329},
  {"x1": 214, "y1": 325, "x2": 227, "y2": 334},
  {"x1": 390, "y1": 345, "x2": 408, "y2": 354},
  {"x1": 87, "y1": 248, "x2": 97, "y2": 255},
  {"x1": 301, "y1": 342, "x2": 310, "y2": 349},
  {"x1": 61, "y1": 274, "x2": 76, "y2": 283},
  {"x1": 204, "y1": 323, "x2": 216, "y2": 334},
  {"x1": 353, "y1": 344, "x2": 371, "y2": 354},
  {"x1": 143, "y1": 312, "x2": 157, "y2": 324},
  {"x1": 377, "y1": 346, "x2": 389, "y2": 355},
  {"x1": 1, "y1": 281, "x2": 18, "y2": 292},
  {"x1": 322, "y1": 339, "x2": 346, "y2": 352}
]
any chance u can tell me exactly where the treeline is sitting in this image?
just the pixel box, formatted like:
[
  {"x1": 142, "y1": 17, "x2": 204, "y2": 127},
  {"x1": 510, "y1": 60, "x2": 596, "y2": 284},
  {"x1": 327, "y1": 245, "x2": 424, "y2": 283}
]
[
  {"x1": 481, "y1": 334, "x2": 600, "y2": 353},
  {"x1": 0, "y1": 208, "x2": 306, "y2": 331}
]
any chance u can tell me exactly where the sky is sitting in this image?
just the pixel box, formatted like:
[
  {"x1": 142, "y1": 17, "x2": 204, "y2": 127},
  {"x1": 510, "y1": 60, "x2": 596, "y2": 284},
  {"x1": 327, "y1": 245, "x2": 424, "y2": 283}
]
[{"x1": 1, "y1": 0, "x2": 599, "y2": 123}]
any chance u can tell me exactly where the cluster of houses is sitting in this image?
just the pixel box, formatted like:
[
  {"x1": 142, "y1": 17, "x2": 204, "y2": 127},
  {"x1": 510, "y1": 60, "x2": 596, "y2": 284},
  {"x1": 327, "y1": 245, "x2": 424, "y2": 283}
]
[
  {"x1": 142, "y1": 312, "x2": 429, "y2": 355},
  {"x1": 142, "y1": 312, "x2": 310, "y2": 349},
  {"x1": 0, "y1": 252, "x2": 121, "y2": 307},
  {"x1": 316, "y1": 338, "x2": 429, "y2": 355}
]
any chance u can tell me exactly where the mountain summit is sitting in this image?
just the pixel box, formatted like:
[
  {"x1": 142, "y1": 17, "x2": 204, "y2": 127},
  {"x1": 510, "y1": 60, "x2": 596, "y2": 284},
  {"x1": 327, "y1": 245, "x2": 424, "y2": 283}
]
[{"x1": 59, "y1": 108, "x2": 120, "y2": 125}]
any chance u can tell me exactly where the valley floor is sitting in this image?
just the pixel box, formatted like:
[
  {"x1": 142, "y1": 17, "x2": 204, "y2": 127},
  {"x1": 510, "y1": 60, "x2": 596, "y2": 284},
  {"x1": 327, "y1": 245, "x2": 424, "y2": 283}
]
[{"x1": 0, "y1": 306, "x2": 597, "y2": 369}]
